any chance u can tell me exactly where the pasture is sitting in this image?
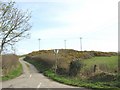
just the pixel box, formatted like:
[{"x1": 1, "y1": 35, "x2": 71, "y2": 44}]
[{"x1": 81, "y1": 56, "x2": 118, "y2": 77}]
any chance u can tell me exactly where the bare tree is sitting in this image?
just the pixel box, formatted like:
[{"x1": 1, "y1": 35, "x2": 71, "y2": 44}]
[{"x1": 0, "y1": 1, "x2": 31, "y2": 54}]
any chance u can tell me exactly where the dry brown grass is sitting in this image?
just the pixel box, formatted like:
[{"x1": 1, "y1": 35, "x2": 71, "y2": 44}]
[{"x1": 1, "y1": 54, "x2": 19, "y2": 76}]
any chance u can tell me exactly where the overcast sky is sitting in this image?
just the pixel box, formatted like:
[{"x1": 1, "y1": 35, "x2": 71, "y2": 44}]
[{"x1": 4, "y1": 0, "x2": 119, "y2": 55}]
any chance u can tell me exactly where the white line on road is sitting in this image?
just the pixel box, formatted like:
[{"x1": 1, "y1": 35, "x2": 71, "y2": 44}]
[{"x1": 37, "y1": 82, "x2": 41, "y2": 88}]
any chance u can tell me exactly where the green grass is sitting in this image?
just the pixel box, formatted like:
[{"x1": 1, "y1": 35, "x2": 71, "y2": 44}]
[
  {"x1": 24, "y1": 57, "x2": 120, "y2": 89},
  {"x1": 81, "y1": 56, "x2": 118, "y2": 74},
  {"x1": 44, "y1": 70, "x2": 120, "y2": 89},
  {"x1": 2, "y1": 63, "x2": 23, "y2": 81}
]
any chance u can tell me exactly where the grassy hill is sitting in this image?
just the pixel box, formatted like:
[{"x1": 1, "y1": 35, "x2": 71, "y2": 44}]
[
  {"x1": 24, "y1": 49, "x2": 119, "y2": 89},
  {"x1": 26, "y1": 49, "x2": 118, "y2": 75}
]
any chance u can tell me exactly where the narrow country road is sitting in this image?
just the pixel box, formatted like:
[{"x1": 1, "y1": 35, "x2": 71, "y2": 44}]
[{"x1": 2, "y1": 58, "x2": 91, "y2": 89}]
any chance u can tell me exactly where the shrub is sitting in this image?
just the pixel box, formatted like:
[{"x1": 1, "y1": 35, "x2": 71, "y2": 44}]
[
  {"x1": 56, "y1": 68, "x2": 68, "y2": 75},
  {"x1": 69, "y1": 59, "x2": 83, "y2": 76},
  {"x1": 89, "y1": 72, "x2": 117, "y2": 82},
  {"x1": 24, "y1": 55, "x2": 31, "y2": 60},
  {"x1": 82, "y1": 52, "x2": 93, "y2": 59}
]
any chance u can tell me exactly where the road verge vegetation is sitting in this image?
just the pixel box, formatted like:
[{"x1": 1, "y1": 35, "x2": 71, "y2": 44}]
[
  {"x1": 0, "y1": 54, "x2": 23, "y2": 81},
  {"x1": 24, "y1": 49, "x2": 119, "y2": 89}
]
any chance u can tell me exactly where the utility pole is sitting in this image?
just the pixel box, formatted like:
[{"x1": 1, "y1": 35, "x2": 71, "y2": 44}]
[
  {"x1": 64, "y1": 40, "x2": 66, "y2": 49},
  {"x1": 38, "y1": 38, "x2": 41, "y2": 51},
  {"x1": 80, "y1": 37, "x2": 82, "y2": 51}
]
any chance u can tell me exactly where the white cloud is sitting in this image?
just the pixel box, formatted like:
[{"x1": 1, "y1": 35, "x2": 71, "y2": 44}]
[
  {"x1": 4, "y1": 0, "x2": 118, "y2": 54},
  {"x1": 52, "y1": 0, "x2": 118, "y2": 32},
  {"x1": 31, "y1": 0, "x2": 118, "y2": 39}
]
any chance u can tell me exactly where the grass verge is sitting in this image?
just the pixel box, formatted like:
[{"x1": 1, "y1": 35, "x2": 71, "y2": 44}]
[
  {"x1": 44, "y1": 70, "x2": 120, "y2": 90},
  {"x1": 2, "y1": 63, "x2": 23, "y2": 81},
  {"x1": 24, "y1": 58, "x2": 120, "y2": 90}
]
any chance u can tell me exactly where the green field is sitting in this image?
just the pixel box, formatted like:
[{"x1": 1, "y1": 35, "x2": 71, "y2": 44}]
[
  {"x1": 83, "y1": 56, "x2": 118, "y2": 69},
  {"x1": 81, "y1": 56, "x2": 118, "y2": 76}
]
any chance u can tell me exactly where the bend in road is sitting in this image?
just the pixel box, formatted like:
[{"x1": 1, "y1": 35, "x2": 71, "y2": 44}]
[{"x1": 2, "y1": 57, "x2": 91, "y2": 89}]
